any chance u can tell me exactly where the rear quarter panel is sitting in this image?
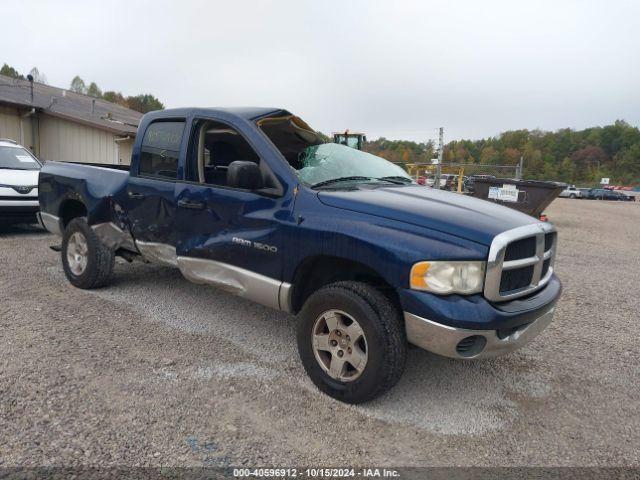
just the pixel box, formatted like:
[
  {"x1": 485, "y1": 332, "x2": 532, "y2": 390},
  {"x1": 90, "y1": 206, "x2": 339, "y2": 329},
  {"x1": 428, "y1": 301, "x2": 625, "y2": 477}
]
[{"x1": 38, "y1": 161, "x2": 130, "y2": 226}]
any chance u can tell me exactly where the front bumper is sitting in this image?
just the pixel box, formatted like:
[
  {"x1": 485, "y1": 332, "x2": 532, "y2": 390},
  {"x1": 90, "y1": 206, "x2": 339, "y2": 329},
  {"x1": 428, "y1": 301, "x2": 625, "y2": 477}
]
[
  {"x1": 404, "y1": 306, "x2": 555, "y2": 359},
  {"x1": 400, "y1": 274, "x2": 561, "y2": 359},
  {"x1": 0, "y1": 200, "x2": 39, "y2": 221},
  {"x1": 0, "y1": 199, "x2": 39, "y2": 211}
]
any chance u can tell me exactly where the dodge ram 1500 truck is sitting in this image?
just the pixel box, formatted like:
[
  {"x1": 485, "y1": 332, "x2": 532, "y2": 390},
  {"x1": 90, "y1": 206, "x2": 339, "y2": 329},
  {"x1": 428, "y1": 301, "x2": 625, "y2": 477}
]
[{"x1": 39, "y1": 108, "x2": 562, "y2": 403}]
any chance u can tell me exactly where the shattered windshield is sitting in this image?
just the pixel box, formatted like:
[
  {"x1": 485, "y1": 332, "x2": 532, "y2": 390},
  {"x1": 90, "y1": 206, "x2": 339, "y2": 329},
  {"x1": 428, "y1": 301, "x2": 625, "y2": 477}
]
[
  {"x1": 296, "y1": 143, "x2": 412, "y2": 188},
  {"x1": 257, "y1": 112, "x2": 412, "y2": 189}
]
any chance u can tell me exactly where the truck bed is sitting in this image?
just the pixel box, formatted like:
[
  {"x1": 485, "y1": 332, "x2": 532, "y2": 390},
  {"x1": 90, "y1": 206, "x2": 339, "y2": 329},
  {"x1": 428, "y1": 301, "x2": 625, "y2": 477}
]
[{"x1": 38, "y1": 161, "x2": 131, "y2": 231}]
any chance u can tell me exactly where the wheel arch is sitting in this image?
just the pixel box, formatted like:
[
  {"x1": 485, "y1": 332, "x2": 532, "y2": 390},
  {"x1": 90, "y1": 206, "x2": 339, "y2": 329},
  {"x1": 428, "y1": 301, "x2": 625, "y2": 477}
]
[
  {"x1": 59, "y1": 198, "x2": 88, "y2": 228},
  {"x1": 289, "y1": 255, "x2": 400, "y2": 314}
]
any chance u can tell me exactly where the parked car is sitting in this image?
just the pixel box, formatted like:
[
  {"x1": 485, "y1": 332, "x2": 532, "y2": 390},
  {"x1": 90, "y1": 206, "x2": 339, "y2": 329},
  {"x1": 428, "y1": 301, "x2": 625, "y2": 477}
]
[
  {"x1": 558, "y1": 185, "x2": 583, "y2": 199},
  {"x1": 38, "y1": 107, "x2": 562, "y2": 404},
  {"x1": 0, "y1": 139, "x2": 42, "y2": 225},
  {"x1": 586, "y1": 188, "x2": 634, "y2": 201}
]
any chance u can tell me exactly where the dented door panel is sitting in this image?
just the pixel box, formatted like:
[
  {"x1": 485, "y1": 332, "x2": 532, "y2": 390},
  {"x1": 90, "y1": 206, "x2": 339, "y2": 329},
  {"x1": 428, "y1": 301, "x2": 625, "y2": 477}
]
[
  {"x1": 124, "y1": 176, "x2": 178, "y2": 246},
  {"x1": 174, "y1": 182, "x2": 285, "y2": 280}
]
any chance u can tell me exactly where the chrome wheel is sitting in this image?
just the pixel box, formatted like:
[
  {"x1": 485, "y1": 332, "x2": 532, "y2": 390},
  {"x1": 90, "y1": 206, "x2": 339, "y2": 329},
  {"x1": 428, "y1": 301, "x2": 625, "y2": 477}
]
[
  {"x1": 312, "y1": 309, "x2": 368, "y2": 382},
  {"x1": 67, "y1": 231, "x2": 88, "y2": 276}
]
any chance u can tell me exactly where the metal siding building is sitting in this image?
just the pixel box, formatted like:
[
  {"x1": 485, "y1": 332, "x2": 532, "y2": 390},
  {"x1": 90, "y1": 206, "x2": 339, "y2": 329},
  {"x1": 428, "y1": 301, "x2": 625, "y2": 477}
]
[
  {"x1": 0, "y1": 104, "x2": 34, "y2": 147},
  {"x1": 0, "y1": 74, "x2": 142, "y2": 165}
]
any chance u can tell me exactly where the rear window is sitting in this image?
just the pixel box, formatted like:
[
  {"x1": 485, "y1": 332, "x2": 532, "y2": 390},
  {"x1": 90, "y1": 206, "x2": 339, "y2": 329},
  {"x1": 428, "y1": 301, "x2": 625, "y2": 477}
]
[
  {"x1": 0, "y1": 146, "x2": 41, "y2": 170},
  {"x1": 139, "y1": 121, "x2": 185, "y2": 179}
]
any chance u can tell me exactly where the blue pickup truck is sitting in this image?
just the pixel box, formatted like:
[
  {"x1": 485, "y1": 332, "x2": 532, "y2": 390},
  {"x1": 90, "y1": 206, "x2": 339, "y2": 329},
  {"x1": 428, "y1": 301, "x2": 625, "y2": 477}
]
[{"x1": 38, "y1": 108, "x2": 561, "y2": 403}]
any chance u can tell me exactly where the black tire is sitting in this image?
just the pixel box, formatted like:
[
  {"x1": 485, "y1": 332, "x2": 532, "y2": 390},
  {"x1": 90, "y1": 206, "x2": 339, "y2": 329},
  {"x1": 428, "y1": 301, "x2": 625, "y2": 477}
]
[
  {"x1": 296, "y1": 281, "x2": 407, "y2": 404},
  {"x1": 569, "y1": 194, "x2": 576, "y2": 199},
  {"x1": 61, "y1": 217, "x2": 115, "y2": 289}
]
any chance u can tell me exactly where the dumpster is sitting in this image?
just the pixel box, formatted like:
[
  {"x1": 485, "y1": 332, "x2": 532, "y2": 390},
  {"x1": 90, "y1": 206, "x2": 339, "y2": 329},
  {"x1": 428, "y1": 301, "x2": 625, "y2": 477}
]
[{"x1": 470, "y1": 178, "x2": 566, "y2": 217}]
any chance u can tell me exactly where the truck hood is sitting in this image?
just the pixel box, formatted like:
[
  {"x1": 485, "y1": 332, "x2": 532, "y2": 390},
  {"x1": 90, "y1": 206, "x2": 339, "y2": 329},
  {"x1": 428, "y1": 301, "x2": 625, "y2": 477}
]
[
  {"x1": 317, "y1": 185, "x2": 540, "y2": 246},
  {"x1": 0, "y1": 169, "x2": 40, "y2": 187}
]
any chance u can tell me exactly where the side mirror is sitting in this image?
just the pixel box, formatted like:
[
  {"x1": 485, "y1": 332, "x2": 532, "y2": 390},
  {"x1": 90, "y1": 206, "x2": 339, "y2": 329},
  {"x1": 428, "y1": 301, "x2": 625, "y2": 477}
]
[{"x1": 227, "y1": 161, "x2": 263, "y2": 190}]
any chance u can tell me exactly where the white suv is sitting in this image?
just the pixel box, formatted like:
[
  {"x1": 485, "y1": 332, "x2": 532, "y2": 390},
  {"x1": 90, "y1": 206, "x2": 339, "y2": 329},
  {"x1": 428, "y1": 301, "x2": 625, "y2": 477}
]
[{"x1": 0, "y1": 139, "x2": 42, "y2": 224}]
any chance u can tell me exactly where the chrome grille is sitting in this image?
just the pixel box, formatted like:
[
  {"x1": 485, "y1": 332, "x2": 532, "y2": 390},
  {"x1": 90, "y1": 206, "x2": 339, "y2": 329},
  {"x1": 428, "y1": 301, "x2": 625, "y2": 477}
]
[
  {"x1": 544, "y1": 232, "x2": 556, "y2": 251},
  {"x1": 499, "y1": 265, "x2": 534, "y2": 293},
  {"x1": 504, "y1": 236, "x2": 536, "y2": 261},
  {"x1": 484, "y1": 223, "x2": 557, "y2": 302}
]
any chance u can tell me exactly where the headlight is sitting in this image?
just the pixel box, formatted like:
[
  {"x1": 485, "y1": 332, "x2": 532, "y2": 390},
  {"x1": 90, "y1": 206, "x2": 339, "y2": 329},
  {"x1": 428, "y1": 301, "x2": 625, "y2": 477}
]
[{"x1": 410, "y1": 261, "x2": 485, "y2": 295}]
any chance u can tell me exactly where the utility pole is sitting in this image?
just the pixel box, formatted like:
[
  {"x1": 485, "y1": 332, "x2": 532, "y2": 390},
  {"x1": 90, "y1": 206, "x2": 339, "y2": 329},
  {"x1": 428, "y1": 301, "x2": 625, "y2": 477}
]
[
  {"x1": 434, "y1": 127, "x2": 443, "y2": 190},
  {"x1": 517, "y1": 156, "x2": 524, "y2": 180}
]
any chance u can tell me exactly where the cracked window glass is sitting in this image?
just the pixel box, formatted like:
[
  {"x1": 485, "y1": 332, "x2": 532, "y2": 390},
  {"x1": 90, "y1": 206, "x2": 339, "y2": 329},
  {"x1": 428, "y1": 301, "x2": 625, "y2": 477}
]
[
  {"x1": 296, "y1": 143, "x2": 411, "y2": 187},
  {"x1": 257, "y1": 113, "x2": 412, "y2": 189}
]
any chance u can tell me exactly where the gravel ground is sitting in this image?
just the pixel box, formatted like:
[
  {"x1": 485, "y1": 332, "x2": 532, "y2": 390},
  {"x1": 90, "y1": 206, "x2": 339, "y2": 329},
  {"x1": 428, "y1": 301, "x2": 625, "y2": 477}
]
[{"x1": 0, "y1": 198, "x2": 639, "y2": 467}]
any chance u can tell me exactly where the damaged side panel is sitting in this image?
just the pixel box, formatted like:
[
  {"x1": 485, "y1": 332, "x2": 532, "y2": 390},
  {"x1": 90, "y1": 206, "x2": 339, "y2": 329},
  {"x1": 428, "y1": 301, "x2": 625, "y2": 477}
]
[
  {"x1": 173, "y1": 183, "x2": 288, "y2": 281},
  {"x1": 123, "y1": 176, "x2": 178, "y2": 245},
  {"x1": 91, "y1": 222, "x2": 137, "y2": 252},
  {"x1": 38, "y1": 161, "x2": 130, "y2": 234},
  {"x1": 177, "y1": 256, "x2": 290, "y2": 311},
  {"x1": 135, "y1": 241, "x2": 178, "y2": 267}
]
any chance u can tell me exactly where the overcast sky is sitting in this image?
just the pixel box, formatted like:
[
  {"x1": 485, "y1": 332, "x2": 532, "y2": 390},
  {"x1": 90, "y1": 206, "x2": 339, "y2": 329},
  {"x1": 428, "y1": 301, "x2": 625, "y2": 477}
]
[{"x1": 3, "y1": 0, "x2": 639, "y2": 142}]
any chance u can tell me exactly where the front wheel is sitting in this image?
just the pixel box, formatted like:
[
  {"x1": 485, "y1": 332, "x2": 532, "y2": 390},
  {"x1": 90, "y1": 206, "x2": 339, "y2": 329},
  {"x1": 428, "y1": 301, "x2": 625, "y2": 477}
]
[
  {"x1": 61, "y1": 217, "x2": 115, "y2": 289},
  {"x1": 296, "y1": 281, "x2": 407, "y2": 404}
]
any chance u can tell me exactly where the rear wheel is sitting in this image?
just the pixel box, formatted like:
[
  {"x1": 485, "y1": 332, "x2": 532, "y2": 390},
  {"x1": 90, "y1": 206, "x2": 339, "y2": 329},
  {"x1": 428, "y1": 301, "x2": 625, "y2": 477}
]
[
  {"x1": 61, "y1": 217, "x2": 114, "y2": 289},
  {"x1": 569, "y1": 193, "x2": 576, "y2": 199},
  {"x1": 297, "y1": 281, "x2": 406, "y2": 404}
]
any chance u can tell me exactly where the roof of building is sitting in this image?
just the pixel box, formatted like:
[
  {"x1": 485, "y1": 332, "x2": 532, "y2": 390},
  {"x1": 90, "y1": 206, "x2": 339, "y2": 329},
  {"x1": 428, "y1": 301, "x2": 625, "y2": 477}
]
[{"x1": 0, "y1": 74, "x2": 143, "y2": 135}]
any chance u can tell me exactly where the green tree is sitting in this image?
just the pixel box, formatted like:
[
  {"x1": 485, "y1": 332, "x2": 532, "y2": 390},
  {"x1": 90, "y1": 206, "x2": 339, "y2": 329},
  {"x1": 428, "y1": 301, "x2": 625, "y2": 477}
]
[
  {"x1": 479, "y1": 146, "x2": 500, "y2": 164},
  {"x1": 559, "y1": 157, "x2": 575, "y2": 183},
  {"x1": 0, "y1": 63, "x2": 24, "y2": 79},
  {"x1": 126, "y1": 94, "x2": 164, "y2": 113},
  {"x1": 28, "y1": 67, "x2": 47, "y2": 84},
  {"x1": 613, "y1": 144, "x2": 640, "y2": 183},
  {"x1": 103, "y1": 91, "x2": 128, "y2": 107},
  {"x1": 503, "y1": 147, "x2": 521, "y2": 165},
  {"x1": 86, "y1": 82, "x2": 102, "y2": 98},
  {"x1": 70, "y1": 76, "x2": 86, "y2": 94}
]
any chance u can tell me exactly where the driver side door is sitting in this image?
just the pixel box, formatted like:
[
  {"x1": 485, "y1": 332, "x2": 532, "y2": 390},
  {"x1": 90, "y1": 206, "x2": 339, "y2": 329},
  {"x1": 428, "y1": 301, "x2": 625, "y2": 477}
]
[{"x1": 174, "y1": 117, "x2": 289, "y2": 310}]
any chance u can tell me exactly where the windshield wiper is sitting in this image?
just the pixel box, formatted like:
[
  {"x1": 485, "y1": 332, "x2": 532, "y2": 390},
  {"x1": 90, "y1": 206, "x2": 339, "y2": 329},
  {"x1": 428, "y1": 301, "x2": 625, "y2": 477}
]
[
  {"x1": 376, "y1": 176, "x2": 413, "y2": 184},
  {"x1": 310, "y1": 176, "x2": 372, "y2": 189}
]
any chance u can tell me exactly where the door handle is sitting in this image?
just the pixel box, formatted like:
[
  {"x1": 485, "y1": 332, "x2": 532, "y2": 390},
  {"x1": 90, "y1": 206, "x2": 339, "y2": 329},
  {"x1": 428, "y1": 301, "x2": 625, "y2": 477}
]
[
  {"x1": 178, "y1": 199, "x2": 206, "y2": 210},
  {"x1": 128, "y1": 191, "x2": 145, "y2": 199}
]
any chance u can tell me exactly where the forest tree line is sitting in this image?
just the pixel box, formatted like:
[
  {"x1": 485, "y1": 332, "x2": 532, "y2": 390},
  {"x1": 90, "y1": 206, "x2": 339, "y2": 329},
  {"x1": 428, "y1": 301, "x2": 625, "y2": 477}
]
[{"x1": 363, "y1": 121, "x2": 640, "y2": 185}]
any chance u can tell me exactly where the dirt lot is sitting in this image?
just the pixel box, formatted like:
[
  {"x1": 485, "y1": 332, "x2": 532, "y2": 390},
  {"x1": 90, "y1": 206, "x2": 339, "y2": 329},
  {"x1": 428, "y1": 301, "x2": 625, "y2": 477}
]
[{"x1": 1, "y1": 198, "x2": 639, "y2": 467}]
